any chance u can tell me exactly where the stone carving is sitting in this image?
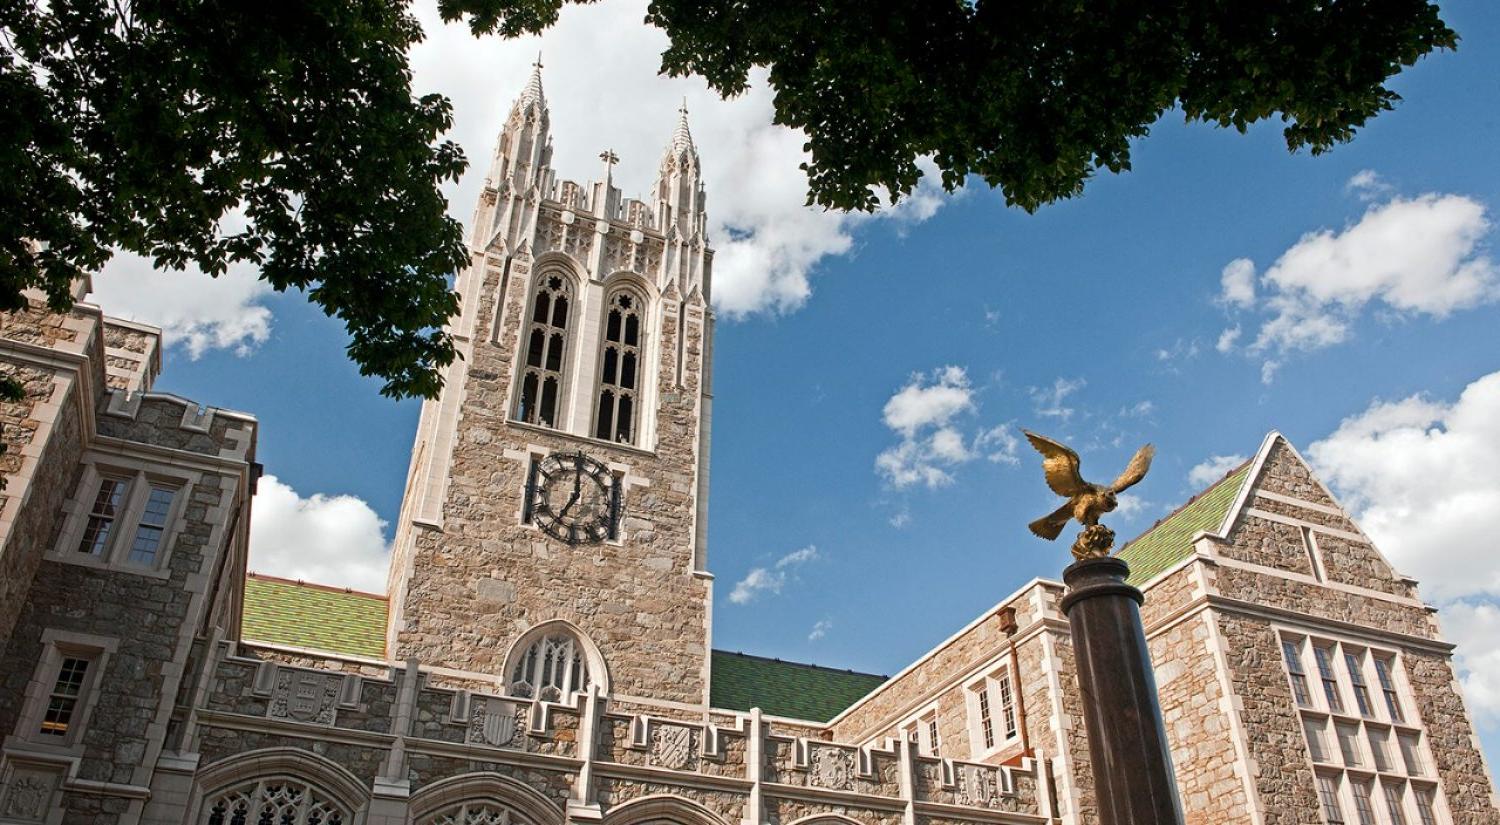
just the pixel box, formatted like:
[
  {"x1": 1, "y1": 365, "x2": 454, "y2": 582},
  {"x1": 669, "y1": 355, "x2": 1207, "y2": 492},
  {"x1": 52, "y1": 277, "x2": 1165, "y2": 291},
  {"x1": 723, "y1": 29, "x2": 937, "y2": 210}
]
[
  {"x1": 1, "y1": 774, "x2": 53, "y2": 822},
  {"x1": 268, "y1": 670, "x2": 341, "y2": 725},
  {"x1": 468, "y1": 697, "x2": 527, "y2": 749},
  {"x1": 956, "y1": 764, "x2": 999, "y2": 807},
  {"x1": 809, "y1": 745, "x2": 855, "y2": 790},
  {"x1": 649, "y1": 723, "x2": 696, "y2": 770}
]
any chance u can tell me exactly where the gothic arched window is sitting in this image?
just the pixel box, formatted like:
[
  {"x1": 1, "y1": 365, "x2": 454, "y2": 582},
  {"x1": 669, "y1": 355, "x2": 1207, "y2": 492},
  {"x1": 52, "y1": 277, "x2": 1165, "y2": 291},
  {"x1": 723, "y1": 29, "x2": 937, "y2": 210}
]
[
  {"x1": 594, "y1": 290, "x2": 644, "y2": 444},
  {"x1": 421, "y1": 801, "x2": 531, "y2": 825},
  {"x1": 515, "y1": 273, "x2": 572, "y2": 428},
  {"x1": 203, "y1": 778, "x2": 348, "y2": 825},
  {"x1": 509, "y1": 632, "x2": 590, "y2": 701}
]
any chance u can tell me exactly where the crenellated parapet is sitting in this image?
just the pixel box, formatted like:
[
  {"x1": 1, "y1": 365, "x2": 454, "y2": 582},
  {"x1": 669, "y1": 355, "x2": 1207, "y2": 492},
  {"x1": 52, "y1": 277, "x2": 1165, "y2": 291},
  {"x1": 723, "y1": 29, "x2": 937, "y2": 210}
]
[{"x1": 180, "y1": 642, "x2": 1055, "y2": 825}]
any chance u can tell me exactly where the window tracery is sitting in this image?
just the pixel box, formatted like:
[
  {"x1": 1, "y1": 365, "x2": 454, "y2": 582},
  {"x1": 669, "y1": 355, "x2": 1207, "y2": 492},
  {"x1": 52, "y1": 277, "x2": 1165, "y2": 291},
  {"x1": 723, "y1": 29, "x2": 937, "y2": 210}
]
[
  {"x1": 509, "y1": 632, "x2": 590, "y2": 701},
  {"x1": 594, "y1": 290, "x2": 644, "y2": 444},
  {"x1": 421, "y1": 801, "x2": 524, "y2": 825},
  {"x1": 516, "y1": 274, "x2": 572, "y2": 428},
  {"x1": 202, "y1": 778, "x2": 348, "y2": 825}
]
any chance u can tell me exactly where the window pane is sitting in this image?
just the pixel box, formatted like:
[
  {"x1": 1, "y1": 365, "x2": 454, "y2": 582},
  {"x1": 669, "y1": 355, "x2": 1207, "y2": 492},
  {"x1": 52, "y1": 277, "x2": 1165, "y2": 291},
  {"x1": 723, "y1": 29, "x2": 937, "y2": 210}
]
[
  {"x1": 615, "y1": 395, "x2": 633, "y2": 443},
  {"x1": 1414, "y1": 788, "x2": 1438, "y2": 825},
  {"x1": 1314, "y1": 647, "x2": 1346, "y2": 713},
  {"x1": 595, "y1": 391, "x2": 614, "y2": 440},
  {"x1": 620, "y1": 352, "x2": 637, "y2": 390},
  {"x1": 1346, "y1": 652, "x2": 1375, "y2": 718},
  {"x1": 552, "y1": 295, "x2": 568, "y2": 328},
  {"x1": 997, "y1": 673, "x2": 1018, "y2": 739},
  {"x1": 78, "y1": 517, "x2": 114, "y2": 555},
  {"x1": 39, "y1": 657, "x2": 90, "y2": 737},
  {"x1": 607, "y1": 309, "x2": 621, "y2": 342},
  {"x1": 1369, "y1": 729, "x2": 1393, "y2": 771},
  {"x1": 1383, "y1": 783, "x2": 1408, "y2": 825},
  {"x1": 1336, "y1": 723, "x2": 1363, "y2": 767},
  {"x1": 1375, "y1": 658, "x2": 1406, "y2": 723},
  {"x1": 1316, "y1": 775, "x2": 1346, "y2": 825},
  {"x1": 1397, "y1": 733, "x2": 1424, "y2": 776},
  {"x1": 602, "y1": 347, "x2": 618, "y2": 385},
  {"x1": 1283, "y1": 640, "x2": 1313, "y2": 707},
  {"x1": 141, "y1": 487, "x2": 175, "y2": 526},
  {"x1": 1351, "y1": 781, "x2": 1377, "y2": 825},
  {"x1": 975, "y1": 687, "x2": 994, "y2": 749},
  {"x1": 1304, "y1": 718, "x2": 1329, "y2": 763},
  {"x1": 129, "y1": 526, "x2": 163, "y2": 565}
]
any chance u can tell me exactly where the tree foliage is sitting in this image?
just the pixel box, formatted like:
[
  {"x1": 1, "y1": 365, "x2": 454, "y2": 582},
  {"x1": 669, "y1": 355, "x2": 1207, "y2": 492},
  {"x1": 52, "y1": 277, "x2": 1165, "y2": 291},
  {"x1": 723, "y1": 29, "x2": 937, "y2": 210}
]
[
  {"x1": 444, "y1": 0, "x2": 1455, "y2": 213},
  {"x1": 2, "y1": 0, "x2": 467, "y2": 399},
  {"x1": 1, "y1": 0, "x2": 1456, "y2": 400}
]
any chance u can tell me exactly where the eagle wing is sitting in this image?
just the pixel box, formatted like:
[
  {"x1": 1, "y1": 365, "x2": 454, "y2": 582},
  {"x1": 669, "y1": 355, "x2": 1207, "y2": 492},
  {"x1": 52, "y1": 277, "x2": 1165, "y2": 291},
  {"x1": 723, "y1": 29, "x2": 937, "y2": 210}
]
[
  {"x1": 1109, "y1": 443, "x2": 1155, "y2": 493},
  {"x1": 1023, "y1": 431, "x2": 1089, "y2": 497}
]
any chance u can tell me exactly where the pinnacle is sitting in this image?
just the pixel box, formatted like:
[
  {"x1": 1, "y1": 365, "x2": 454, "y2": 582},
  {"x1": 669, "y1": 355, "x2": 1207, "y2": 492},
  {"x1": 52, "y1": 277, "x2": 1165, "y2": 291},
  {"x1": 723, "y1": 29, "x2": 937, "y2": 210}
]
[
  {"x1": 669, "y1": 100, "x2": 695, "y2": 157},
  {"x1": 516, "y1": 57, "x2": 545, "y2": 112}
]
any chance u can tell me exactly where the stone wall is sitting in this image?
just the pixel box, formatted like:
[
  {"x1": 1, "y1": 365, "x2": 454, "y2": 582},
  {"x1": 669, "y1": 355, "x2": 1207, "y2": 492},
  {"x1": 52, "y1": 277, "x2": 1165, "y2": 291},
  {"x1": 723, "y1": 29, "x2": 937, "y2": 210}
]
[
  {"x1": 1215, "y1": 613, "x2": 1319, "y2": 825},
  {"x1": 391, "y1": 248, "x2": 713, "y2": 707},
  {"x1": 1402, "y1": 650, "x2": 1500, "y2": 824}
]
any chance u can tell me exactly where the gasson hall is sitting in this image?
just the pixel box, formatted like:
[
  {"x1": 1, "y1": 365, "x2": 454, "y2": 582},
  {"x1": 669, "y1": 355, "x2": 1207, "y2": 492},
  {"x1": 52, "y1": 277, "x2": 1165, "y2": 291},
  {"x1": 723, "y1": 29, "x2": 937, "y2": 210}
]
[{"x1": 1, "y1": 68, "x2": 1496, "y2": 825}]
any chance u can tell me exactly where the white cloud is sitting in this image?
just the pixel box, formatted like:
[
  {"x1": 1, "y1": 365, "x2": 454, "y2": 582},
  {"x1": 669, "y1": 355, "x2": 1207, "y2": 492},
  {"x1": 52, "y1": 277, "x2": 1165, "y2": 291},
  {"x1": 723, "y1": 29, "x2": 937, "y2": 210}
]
[
  {"x1": 1114, "y1": 493, "x2": 1148, "y2": 519},
  {"x1": 408, "y1": 0, "x2": 951, "y2": 319},
  {"x1": 729, "y1": 545, "x2": 819, "y2": 604},
  {"x1": 1187, "y1": 454, "x2": 1247, "y2": 488},
  {"x1": 1307, "y1": 370, "x2": 1500, "y2": 724},
  {"x1": 882, "y1": 365, "x2": 973, "y2": 436},
  {"x1": 1121, "y1": 400, "x2": 1155, "y2": 418},
  {"x1": 1216, "y1": 190, "x2": 1498, "y2": 380},
  {"x1": 248, "y1": 475, "x2": 391, "y2": 593},
  {"x1": 975, "y1": 423, "x2": 1021, "y2": 465},
  {"x1": 1306, "y1": 371, "x2": 1500, "y2": 603},
  {"x1": 808, "y1": 619, "x2": 833, "y2": 641},
  {"x1": 1218, "y1": 258, "x2": 1257, "y2": 308},
  {"x1": 1216, "y1": 325, "x2": 1242, "y2": 353},
  {"x1": 89, "y1": 251, "x2": 272, "y2": 359},
  {"x1": 1346, "y1": 169, "x2": 1393, "y2": 201},
  {"x1": 888, "y1": 509, "x2": 911, "y2": 529},
  {"x1": 1030, "y1": 377, "x2": 1086, "y2": 420}
]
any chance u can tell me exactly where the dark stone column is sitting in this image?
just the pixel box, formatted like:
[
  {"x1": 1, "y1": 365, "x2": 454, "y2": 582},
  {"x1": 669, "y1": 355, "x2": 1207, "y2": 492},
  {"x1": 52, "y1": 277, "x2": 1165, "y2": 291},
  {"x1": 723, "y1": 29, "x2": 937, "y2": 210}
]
[{"x1": 1060, "y1": 556, "x2": 1185, "y2": 825}]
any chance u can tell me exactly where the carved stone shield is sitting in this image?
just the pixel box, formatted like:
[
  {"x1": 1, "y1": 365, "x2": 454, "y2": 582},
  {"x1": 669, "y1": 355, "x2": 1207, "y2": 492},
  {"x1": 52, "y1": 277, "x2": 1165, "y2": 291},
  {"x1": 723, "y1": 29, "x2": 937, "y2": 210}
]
[
  {"x1": 469, "y1": 698, "x2": 520, "y2": 748},
  {"x1": 811, "y1": 746, "x2": 854, "y2": 790},
  {"x1": 650, "y1": 724, "x2": 694, "y2": 770}
]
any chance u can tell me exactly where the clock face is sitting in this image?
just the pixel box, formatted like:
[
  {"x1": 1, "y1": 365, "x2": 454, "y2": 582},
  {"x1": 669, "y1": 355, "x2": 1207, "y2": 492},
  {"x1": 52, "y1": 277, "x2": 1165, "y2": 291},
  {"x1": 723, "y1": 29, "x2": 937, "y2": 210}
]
[{"x1": 528, "y1": 451, "x2": 618, "y2": 545}]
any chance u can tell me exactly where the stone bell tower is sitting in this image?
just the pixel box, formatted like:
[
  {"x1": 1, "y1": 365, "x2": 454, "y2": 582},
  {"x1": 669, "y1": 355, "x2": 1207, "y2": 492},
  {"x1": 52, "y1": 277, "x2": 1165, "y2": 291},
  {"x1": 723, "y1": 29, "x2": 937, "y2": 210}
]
[{"x1": 385, "y1": 64, "x2": 716, "y2": 712}]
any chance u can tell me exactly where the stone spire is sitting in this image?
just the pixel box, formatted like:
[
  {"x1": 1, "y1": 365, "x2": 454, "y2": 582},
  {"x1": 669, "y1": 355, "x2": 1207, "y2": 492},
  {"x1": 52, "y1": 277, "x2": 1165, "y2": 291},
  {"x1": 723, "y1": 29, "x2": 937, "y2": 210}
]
[
  {"x1": 515, "y1": 56, "x2": 546, "y2": 114},
  {"x1": 668, "y1": 100, "x2": 696, "y2": 160}
]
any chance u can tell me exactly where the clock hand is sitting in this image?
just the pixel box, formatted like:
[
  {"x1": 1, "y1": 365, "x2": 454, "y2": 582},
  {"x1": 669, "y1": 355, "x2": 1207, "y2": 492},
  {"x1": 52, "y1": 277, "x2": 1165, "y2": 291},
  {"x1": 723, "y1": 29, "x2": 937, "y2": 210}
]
[{"x1": 559, "y1": 489, "x2": 580, "y2": 518}]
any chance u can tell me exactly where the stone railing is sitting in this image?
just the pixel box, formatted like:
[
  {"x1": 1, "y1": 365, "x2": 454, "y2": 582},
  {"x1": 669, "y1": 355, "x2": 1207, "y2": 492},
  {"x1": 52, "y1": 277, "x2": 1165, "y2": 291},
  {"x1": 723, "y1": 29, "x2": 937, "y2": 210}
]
[{"x1": 191, "y1": 644, "x2": 1053, "y2": 824}]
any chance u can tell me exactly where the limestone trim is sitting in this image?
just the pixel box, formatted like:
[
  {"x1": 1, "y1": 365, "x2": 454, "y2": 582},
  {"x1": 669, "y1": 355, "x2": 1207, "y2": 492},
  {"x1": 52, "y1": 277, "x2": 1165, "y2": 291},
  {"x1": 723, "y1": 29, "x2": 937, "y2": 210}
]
[
  {"x1": 189, "y1": 747, "x2": 372, "y2": 825},
  {"x1": 1252, "y1": 489, "x2": 1343, "y2": 516},
  {"x1": 598, "y1": 792, "x2": 728, "y2": 825},
  {"x1": 1205, "y1": 552, "x2": 1428, "y2": 609},
  {"x1": 592, "y1": 761, "x2": 747, "y2": 794},
  {"x1": 45, "y1": 453, "x2": 199, "y2": 578},
  {"x1": 7, "y1": 629, "x2": 119, "y2": 752},
  {"x1": 1035, "y1": 632, "x2": 1081, "y2": 825},
  {"x1": 782, "y1": 813, "x2": 865, "y2": 825},
  {"x1": 408, "y1": 772, "x2": 565, "y2": 825},
  {"x1": 501, "y1": 620, "x2": 611, "y2": 700},
  {"x1": 1240, "y1": 507, "x2": 1369, "y2": 544},
  {"x1": 1201, "y1": 611, "x2": 1267, "y2": 825},
  {"x1": 193, "y1": 709, "x2": 396, "y2": 750}
]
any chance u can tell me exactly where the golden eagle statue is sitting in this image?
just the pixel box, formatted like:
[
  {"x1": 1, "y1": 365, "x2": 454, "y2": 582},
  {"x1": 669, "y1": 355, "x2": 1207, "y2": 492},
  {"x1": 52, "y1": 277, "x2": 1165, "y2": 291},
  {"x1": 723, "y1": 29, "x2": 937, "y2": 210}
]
[{"x1": 1023, "y1": 431, "x2": 1154, "y2": 557}]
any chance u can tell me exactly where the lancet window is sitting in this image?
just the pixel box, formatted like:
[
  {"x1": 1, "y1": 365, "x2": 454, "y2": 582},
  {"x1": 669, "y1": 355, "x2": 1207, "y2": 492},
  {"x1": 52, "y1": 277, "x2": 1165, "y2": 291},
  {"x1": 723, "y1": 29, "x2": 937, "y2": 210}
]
[
  {"x1": 202, "y1": 778, "x2": 348, "y2": 825},
  {"x1": 594, "y1": 290, "x2": 644, "y2": 444},
  {"x1": 509, "y1": 632, "x2": 590, "y2": 701},
  {"x1": 516, "y1": 274, "x2": 572, "y2": 428},
  {"x1": 421, "y1": 801, "x2": 528, "y2": 825}
]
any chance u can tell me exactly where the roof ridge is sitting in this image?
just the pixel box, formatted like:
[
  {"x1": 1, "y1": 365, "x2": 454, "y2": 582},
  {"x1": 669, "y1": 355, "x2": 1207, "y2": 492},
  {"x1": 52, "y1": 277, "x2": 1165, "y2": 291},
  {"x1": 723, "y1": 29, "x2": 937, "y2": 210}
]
[
  {"x1": 713, "y1": 649, "x2": 887, "y2": 680},
  {"x1": 1118, "y1": 457, "x2": 1253, "y2": 552},
  {"x1": 247, "y1": 571, "x2": 389, "y2": 601}
]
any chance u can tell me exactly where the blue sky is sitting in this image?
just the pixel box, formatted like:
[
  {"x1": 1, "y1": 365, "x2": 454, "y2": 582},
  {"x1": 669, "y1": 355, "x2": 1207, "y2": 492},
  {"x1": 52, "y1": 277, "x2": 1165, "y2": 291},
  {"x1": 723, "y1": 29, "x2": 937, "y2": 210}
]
[{"x1": 96, "y1": 0, "x2": 1500, "y2": 778}]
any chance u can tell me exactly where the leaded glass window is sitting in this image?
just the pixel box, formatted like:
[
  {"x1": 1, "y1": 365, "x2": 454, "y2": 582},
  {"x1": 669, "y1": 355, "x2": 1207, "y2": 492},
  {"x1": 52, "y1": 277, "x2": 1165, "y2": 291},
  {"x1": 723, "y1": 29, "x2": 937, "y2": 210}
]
[
  {"x1": 203, "y1": 779, "x2": 347, "y2": 825},
  {"x1": 509, "y1": 632, "x2": 589, "y2": 701},
  {"x1": 516, "y1": 275, "x2": 572, "y2": 428},
  {"x1": 420, "y1": 801, "x2": 530, "y2": 825},
  {"x1": 594, "y1": 291, "x2": 644, "y2": 444}
]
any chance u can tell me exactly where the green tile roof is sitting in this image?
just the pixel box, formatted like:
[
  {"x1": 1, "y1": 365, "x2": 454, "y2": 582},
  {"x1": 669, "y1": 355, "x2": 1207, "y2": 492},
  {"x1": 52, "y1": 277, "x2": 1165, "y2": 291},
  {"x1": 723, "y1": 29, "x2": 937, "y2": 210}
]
[
  {"x1": 242, "y1": 576, "x2": 387, "y2": 658},
  {"x1": 710, "y1": 650, "x2": 886, "y2": 722},
  {"x1": 1117, "y1": 463, "x2": 1252, "y2": 586}
]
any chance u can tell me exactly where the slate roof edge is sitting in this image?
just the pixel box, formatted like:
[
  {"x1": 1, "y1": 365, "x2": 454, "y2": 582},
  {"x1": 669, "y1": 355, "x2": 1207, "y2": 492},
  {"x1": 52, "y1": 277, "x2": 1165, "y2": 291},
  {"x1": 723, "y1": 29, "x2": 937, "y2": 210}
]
[
  {"x1": 712, "y1": 649, "x2": 888, "y2": 680},
  {"x1": 247, "y1": 571, "x2": 390, "y2": 601},
  {"x1": 239, "y1": 638, "x2": 393, "y2": 669}
]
